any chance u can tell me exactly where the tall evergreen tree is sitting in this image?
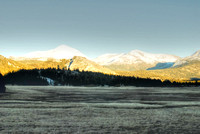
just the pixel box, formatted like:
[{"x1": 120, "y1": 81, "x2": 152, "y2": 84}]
[{"x1": 0, "y1": 73, "x2": 6, "y2": 93}]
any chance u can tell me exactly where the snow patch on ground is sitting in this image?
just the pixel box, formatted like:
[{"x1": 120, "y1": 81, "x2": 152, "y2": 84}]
[{"x1": 40, "y1": 76, "x2": 54, "y2": 85}]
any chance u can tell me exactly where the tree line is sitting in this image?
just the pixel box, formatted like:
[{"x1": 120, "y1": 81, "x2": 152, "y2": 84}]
[{"x1": 2, "y1": 68, "x2": 200, "y2": 88}]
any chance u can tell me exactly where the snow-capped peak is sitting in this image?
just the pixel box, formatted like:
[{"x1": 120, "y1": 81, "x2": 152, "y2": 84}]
[
  {"x1": 94, "y1": 50, "x2": 180, "y2": 65},
  {"x1": 13, "y1": 44, "x2": 86, "y2": 61}
]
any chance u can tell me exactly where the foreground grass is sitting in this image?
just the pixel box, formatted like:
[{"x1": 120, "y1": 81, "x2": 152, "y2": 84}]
[{"x1": 0, "y1": 86, "x2": 200, "y2": 134}]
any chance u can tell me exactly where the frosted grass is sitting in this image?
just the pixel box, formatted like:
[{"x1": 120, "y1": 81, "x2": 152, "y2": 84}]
[{"x1": 0, "y1": 86, "x2": 200, "y2": 133}]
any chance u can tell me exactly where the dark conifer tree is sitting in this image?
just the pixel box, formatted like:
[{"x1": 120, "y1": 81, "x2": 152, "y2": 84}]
[{"x1": 0, "y1": 73, "x2": 6, "y2": 93}]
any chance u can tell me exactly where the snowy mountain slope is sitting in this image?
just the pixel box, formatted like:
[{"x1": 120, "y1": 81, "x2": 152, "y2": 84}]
[
  {"x1": 12, "y1": 45, "x2": 86, "y2": 61},
  {"x1": 93, "y1": 53, "x2": 125, "y2": 65},
  {"x1": 94, "y1": 50, "x2": 180, "y2": 71},
  {"x1": 173, "y1": 50, "x2": 200, "y2": 67},
  {"x1": 94, "y1": 50, "x2": 179, "y2": 65}
]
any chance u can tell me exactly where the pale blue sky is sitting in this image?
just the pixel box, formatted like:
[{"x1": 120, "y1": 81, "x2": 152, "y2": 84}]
[{"x1": 0, "y1": 0, "x2": 200, "y2": 58}]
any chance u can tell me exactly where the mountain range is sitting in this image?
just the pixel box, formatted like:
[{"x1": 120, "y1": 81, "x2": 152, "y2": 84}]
[{"x1": 1, "y1": 44, "x2": 200, "y2": 81}]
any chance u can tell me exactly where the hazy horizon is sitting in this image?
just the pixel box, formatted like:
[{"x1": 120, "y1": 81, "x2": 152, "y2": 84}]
[{"x1": 1, "y1": 0, "x2": 200, "y2": 59}]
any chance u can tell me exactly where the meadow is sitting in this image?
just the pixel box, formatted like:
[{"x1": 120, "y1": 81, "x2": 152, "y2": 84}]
[{"x1": 0, "y1": 86, "x2": 200, "y2": 134}]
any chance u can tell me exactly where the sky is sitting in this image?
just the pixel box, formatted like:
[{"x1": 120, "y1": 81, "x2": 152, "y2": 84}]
[{"x1": 0, "y1": 0, "x2": 200, "y2": 59}]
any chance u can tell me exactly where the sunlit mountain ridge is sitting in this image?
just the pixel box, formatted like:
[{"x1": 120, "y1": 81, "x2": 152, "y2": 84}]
[{"x1": 1, "y1": 55, "x2": 116, "y2": 76}]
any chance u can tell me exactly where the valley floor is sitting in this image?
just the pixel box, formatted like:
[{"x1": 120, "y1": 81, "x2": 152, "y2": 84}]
[{"x1": 0, "y1": 86, "x2": 200, "y2": 134}]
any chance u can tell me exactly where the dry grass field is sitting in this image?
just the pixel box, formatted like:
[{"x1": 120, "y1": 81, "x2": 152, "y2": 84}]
[{"x1": 0, "y1": 86, "x2": 200, "y2": 134}]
